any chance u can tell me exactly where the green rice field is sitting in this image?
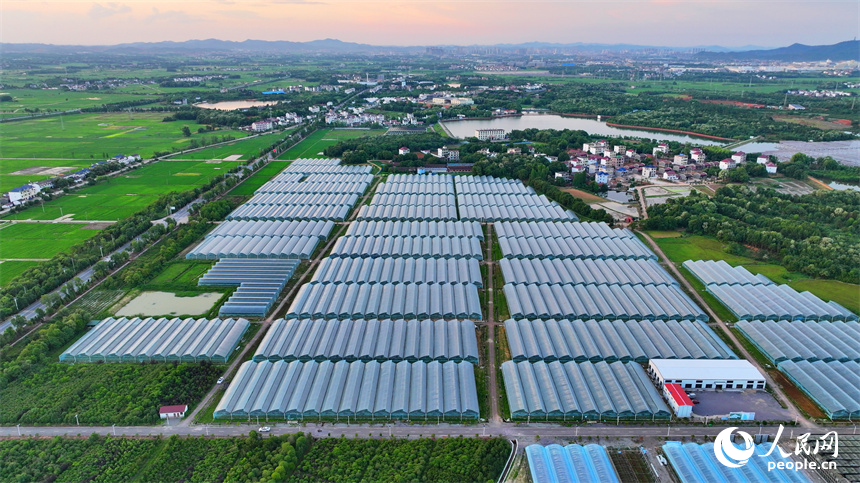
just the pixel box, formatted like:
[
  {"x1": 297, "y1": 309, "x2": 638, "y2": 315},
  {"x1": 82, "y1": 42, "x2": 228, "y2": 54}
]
[
  {"x1": 229, "y1": 160, "x2": 292, "y2": 196},
  {"x1": 0, "y1": 89, "x2": 161, "y2": 117},
  {"x1": 279, "y1": 128, "x2": 385, "y2": 159},
  {"x1": 0, "y1": 112, "x2": 247, "y2": 159},
  {"x1": 3, "y1": 159, "x2": 241, "y2": 221},
  {"x1": 0, "y1": 260, "x2": 40, "y2": 286},
  {"x1": 167, "y1": 130, "x2": 292, "y2": 161},
  {"x1": 0, "y1": 222, "x2": 105, "y2": 259}
]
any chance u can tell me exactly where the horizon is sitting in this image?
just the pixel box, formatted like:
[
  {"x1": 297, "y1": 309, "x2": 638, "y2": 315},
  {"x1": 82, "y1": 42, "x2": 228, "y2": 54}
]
[{"x1": 2, "y1": 0, "x2": 858, "y2": 48}]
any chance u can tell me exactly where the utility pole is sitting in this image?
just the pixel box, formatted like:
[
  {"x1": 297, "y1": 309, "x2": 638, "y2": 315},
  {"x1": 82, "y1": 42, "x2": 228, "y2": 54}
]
[{"x1": 75, "y1": 414, "x2": 79, "y2": 426}]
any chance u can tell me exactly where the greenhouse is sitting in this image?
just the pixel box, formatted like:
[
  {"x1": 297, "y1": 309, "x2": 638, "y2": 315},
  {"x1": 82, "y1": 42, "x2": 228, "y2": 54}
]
[
  {"x1": 371, "y1": 193, "x2": 456, "y2": 207},
  {"x1": 504, "y1": 283, "x2": 706, "y2": 321},
  {"x1": 504, "y1": 319, "x2": 735, "y2": 363},
  {"x1": 455, "y1": 176, "x2": 533, "y2": 195},
  {"x1": 459, "y1": 204, "x2": 578, "y2": 222},
  {"x1": 207, "y1": 220, "x2": 334, "y2": 239},
  {"x1": 495, "y1": 221, "x2": 634, "y2": 240},
  {"x1": 355, "y1": 205, "x2": 459, "y2": 221},
  {"x1": 375, "y1": 182, "x2": 454, "y2": 195},
  {"x1": 707, "y1": 283, "x2": 857, "y2": 321},
  {"x1": 213, "y1": 360, "x2": 480, "y2": 420},
  {"x1": 198, "y1": 259, "x2": 299, "y2": 317},
  {"x1": 498, "y1": 235, "x2": 655, "y2": 260},
  {"x1": 282, "y1": 158, "x2": 372, "y2": 175},
  {"x1": 329, "y1": 235, "x2": 482, "y2": 260},
  {"x1": 662, "y1": 442, "x2": 811, "y2": 483},
  {"x1": 285, "y1": 282, "x2": 482, "y2": 320},
  {"x1": 526, "y1": 444, "x2": 620, "y2": 483},
  {"x1": 256, "y1": 180, "x2": 371, "y2": 195},
  {"x1": 253, "y1": 318, "x2": 479, "y2": 363},
  {"x1": 187, "y1": 235, "x2": 320, "y2": 259},
  {"x1": 345, "y1": 220, "x2": 483, "y2": 239},
  {"x1": 385, "y1": 173, "x2": 453, "y2": 185},
  {"x1": 501, "y1": 360, "x2": 671, "y2": 420},
  {"x1": 499, "y1": 258, "x2": 677, "y2": 286},
  {"x1": 736, "y1": 320, "x2": 860, "y2": 364},
  {"x1": 682, "y1": 259, "x2": 773, "y2": 286},
  {"x1": 458, "y1": 193, "x2": 559, "y2": 208},
  {"x1": 310, "y1": 257, "x2": 482, "y2": 286},
  {"x1": 246, "y1": 192, "x2": 359, "y2": 206},
  {"x1": 226, "y1": 203, "x2": 354, "y2": 222},
  {"x1": 777, "y1": 360, "x2": 860, "y2": 419},
  {"x1": 60, "y1": 317, "x2": 249, "y2": 363}
]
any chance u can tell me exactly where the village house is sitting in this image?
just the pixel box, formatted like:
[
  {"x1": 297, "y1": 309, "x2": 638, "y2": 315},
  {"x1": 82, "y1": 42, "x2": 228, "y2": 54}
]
[
  {"x1": 757, "y1": 155, "x2": 770, "y2": 164},
  {"x1": 766, "y1": 162, "x2": 778, "y2": 174},
  {"x1": 8, "y1": 183, "x2": 41, "y2": 204},
  {"x1": 719, "y1": 158, "x2": 736, "y2": 170},
  {"x1": 731, "y1": 151, "x2": 746, "y2": 163}
]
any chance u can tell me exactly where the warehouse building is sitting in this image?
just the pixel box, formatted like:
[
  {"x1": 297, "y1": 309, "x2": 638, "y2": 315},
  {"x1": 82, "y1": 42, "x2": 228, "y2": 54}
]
[
  {"x1": 648, "y1": 359, "x2": 766, "y2": 390},
  {"x1": 502, "y1": 360, "x2": 671, "y2": 421},
  {"x1": 254, "y1": 319, "x2": 479, "y2": 363},
  {"x1": 663, "y1": 442, "x2": 812, "y2": 483},
  {"x1": 214, "y1": 360, "x2": 479, "y2": 420},
  {"x1": 526, "y1": 444, "x2": 620, "y2": 483},
  {"x1": 60, "y1": 317, "x2": 249, "y2": 363},
  {"x1": 663, "y1": 383, "x2": 694, "y2": 418}
]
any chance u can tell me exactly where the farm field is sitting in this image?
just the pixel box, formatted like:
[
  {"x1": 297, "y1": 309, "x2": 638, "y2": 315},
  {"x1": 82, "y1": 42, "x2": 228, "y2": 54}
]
[
  {"x1": 229, "y1": 160, "x2": 292, "y2": 195},
  {"x1": 0, "y1": 222, "x2": 104, "y2": 260},
  {"x1": 0, "y1": 158, "x2": 93, "y2": 192},
  {"x1": 279, "y1": 128, "x2": 385, "y2": 159},
  {"x1": 3, "y1": 159, "x2": 242, "y2": 221},
  {"x1": 0, "y1": 260, "x2": 40, "y2": 286},
  {"x1": 651, "y1": 233, "x2": 860, "y2": 315},
  {"x1": 167, "y1": 129, "x2": 292, "y2": 160},
  {"x1": 0, "y1": 88, "x2": 161, "y2": 115},
  {"x1": 0, "y1": 112, "x2": 248, "y2": 159}
]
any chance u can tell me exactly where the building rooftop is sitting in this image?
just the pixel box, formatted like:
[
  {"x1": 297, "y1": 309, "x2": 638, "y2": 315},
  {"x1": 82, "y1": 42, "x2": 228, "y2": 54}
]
[
  {"x1": 159, "y1": 405, "x2": 187, "y2": 414},
  {"x1": 665, "y1": 383, "x2": 694, "y2": 406},
  {"x1": 650, "y1": 359, "x2": 764, "y2": 381}
]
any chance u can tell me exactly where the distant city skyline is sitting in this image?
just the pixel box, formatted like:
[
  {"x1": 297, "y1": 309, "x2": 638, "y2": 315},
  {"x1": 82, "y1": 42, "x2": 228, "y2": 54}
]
[{"x1": 2, "y1": 0, "x2": 857, "y2": 48}]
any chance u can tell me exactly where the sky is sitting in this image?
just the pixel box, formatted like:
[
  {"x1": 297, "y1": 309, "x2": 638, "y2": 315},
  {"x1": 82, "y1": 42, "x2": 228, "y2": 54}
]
[{"x1": 2, "y1": 0, "x2": 858, "y2": 48}]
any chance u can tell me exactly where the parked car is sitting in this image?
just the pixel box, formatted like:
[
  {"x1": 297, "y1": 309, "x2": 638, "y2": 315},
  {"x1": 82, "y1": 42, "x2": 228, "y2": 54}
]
[
  {"x1": 691, "y1": 399, "x2": 701, "y2": 405},
  {"x1": 258, "y1": 427, "x2": 271, "y2": 432},
  {"x1": 217, "y1": 377, "x2": 225, "y2": 384}
]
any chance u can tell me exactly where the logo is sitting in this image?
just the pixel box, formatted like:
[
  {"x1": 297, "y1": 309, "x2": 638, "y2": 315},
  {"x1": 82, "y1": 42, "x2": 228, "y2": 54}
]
[{"x1": 714, "y1": 427, "x2": 755, "y2": 468}]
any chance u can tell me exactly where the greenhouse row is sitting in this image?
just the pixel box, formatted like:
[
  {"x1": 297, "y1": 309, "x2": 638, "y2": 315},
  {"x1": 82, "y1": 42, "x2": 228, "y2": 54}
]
[
  {"x1": 310, "y1": 257, "x2": 482, "y2": 286},
  {"x1": 457, "y1": 193, "x2": 557, "y2": 208},
  {"x1": 494, "y1": 221, "x2": 634, "y2": 240},
  {"x1": 283, "y1": 158, "x2": 372, "y2": 175},
  {"x1": 207, "y1": 220, "x2": 335, "y2": 239},
  {"x1": 526, "y1": 444, "x2": 620, "y2": 483},
  {"x1": 253, "y1": 318, "x2": 479, "y2": 363},
  {"x1": 198, "y1": 259, "x2": 300, "y2": 317},
  {"x1": 385, "y1": 173, "x2": 452, "y2": 184},
  {"x1": 498, "y1": 235, "x2": 655, "y2": 260},
  {"x1": 267, "y1": 172, "x2": 303, "y2": 183},
  {"x1": 504, "y1": 318, "x2": 735, "y2": 363},
  {"x1": 284, "y1": 158, "x2": 341, "y2": 167},
  {"x1": 371, "y1": 193, "x2": 456, "y2": 207},
  {"x1": 227, "y1": 203, "x2": 354, "y2": 222},
  {"x1": 304, "y1": 172, "x2": 374, "y2": 184},
  {"x1": 707, "y1": 283, "x2": 857, "y2": 321},
  {"x1": 455, "y1": 176, "x2": 533, "y2": 195},
  {"x1": 329, "y1": 235, "x2": 483, "y2": 260},
  {"x1": 256, "y1": 180, "x2": 371, "y2": 195},
  {"x1": 499, "y1": 258, "x2": 677, "y2": 287},
  {"x1": 356, "y1": 204, "x2": 459, "y2": 221},
  {"x1": 375, "y1": 183, "x2": 454, "y2": 195},
  {"x1": 504, "y1": 283, "x2": 707, "y2": 321},
  {"x1": 345, "y1": 220, "x2": 483, "y2": 239},
  {"x1": 186, "y1": 234, "x2": 320, "y2": 259},
  {"x1": 502, "y1": 360, "x2": 671, "y2": 420},
  {"x1": 246, "y1": 192, "x2": 359, "y2": 206},
  {"x1": 459, "y1": 203, "x2": 577, "y2": 222},
  {"x1": 735, "y1": 320, "x2": 860, "y2": 363},
  {"x1": 662, "y1": 442, "x2": 810, "y2": 483},
  {"x1": 60, "y1": 317, "x2": 249, "y2": 363},
  {"x1": 777, "y1": 360, "x2": 860, "y2": 419},
  {"x1": 286, "y1": 282, "x2": 482, "y2": 320},
  {"x1": 214, "y1": 360, "x2": 480, "y2": 420},
  {"x1": 681, "y1": 259, "x2": 773, "y2": 286}
]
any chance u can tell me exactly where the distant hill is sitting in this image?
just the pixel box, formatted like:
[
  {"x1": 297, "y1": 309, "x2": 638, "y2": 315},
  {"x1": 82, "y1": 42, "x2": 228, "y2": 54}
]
[{"x1": 696, "y1": 40, "x2": 859, "y2": 62}]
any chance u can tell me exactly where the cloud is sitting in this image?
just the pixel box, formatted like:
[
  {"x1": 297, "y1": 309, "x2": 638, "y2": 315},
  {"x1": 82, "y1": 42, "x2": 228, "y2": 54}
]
[
  {"x1": 88, "y1": 3, "x2": 131, "y2": 19},
  {"x1": 145, "y1": 7, "x2": 200, "y2": 23}
]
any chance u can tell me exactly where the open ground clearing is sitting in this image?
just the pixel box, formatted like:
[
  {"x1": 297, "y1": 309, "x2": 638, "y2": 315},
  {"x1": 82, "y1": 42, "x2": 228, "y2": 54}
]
[{"x1": 115, "y1": 291, "x2": 223, "y2": 317}]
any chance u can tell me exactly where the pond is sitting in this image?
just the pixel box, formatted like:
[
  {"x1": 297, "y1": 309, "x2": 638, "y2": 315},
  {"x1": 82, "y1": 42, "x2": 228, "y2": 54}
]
[
  {"x1": 604, "y1": 190, "x2": 634, "y2": 203},
  {"x1": 196, "y1": 100, "x2": 279, "y2": 111},
  {"x1": 441, "y1": 114, "x2": 726, "y2": 145},
  {"x1": 115, "y1": 291, "x2": 221, "y2": 316},
  {"x1": 828, "y1": 181, "x2": 860, "y2": 192}
]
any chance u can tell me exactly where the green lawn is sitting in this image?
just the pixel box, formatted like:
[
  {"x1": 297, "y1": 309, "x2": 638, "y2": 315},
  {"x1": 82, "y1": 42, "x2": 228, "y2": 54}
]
[
  {"x1": 0, "y1": 260, "x2": 40, "y2": 286},
  {"x1": 0, "y1": 159, "x2": 93, "y2": 192},
  {"x1": 0, "y1": 112, "x2": 247, "y2": 159},
  {"x1": 168, "y1": 130, "x2": 292, "y2": 161},
  {"x1": 279, "y1": 128, "x2": 385, "y2": 159},
  {"x1": 0, "y1": 222, "x2": 102, "y2": 259},
  {"x1": 651, "y1": 233, "x2": 860, "y2": 315},
  {"x1": 3, "y1": 159, "x2": 241, "y2": 221}
]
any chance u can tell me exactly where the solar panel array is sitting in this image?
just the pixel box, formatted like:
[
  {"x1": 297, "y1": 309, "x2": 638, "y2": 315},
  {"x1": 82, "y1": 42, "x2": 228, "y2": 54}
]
[
  {"x1": 253, "y1": 319, "x2": 479, "y2": 363},
  {"x1": 456, "y1": 176, "x2": 578, "y2": 222},
  {"x1": 310, "y1": 257, "x2": 482, "y2": 286},
  {"x1": 199, "y1": 259, "x2": 300, "y2": 317},
  {"x1": 683, "y1": 260, "x2": 857, "y2": 322},
  {"x1": 526, "y1": 444, "x2": 620, "y2": 483},
  {"x1": 736, "y1": 320, "x2": 860, "y2": 364},
  {"x1": 777, "y1": 360, "x2": 860, "y2": 420},
  {"x1": 502, "y1": 360, "x2": 671, "y2": 420},
  {"x1": 663, "y1": 442, "x2": 811, "y2": 483},
  {"x1": 214, "y1": 360, "x2": 480, "y2": 420},
  {"x1": 505, "y1": 319, "x2": 735, "y2": 363},
  {"x1": 60, "y1": 317, "x2": 249, "y2": 363}
]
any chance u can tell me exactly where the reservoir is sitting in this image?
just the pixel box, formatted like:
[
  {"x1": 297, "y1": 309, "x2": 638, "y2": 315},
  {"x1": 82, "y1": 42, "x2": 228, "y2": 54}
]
[
  {"x1": 196, "y1": 100, "x2": 279, "y2": 110},
  {"x1": 442, "y1": 114, "x2": 726, "y2": 145}
]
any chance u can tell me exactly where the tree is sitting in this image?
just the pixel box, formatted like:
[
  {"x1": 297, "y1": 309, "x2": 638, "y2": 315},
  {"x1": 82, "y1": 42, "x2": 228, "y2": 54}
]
[{"x1": 181, "y1": 126, "x2": 192, "y2": 137}]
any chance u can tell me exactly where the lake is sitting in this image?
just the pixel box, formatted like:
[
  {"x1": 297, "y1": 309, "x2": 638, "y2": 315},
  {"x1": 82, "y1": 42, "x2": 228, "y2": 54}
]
[
  {"x1": 740, "y1": 139, "x2": 860, "y2": 166},
  {"x1": 196, "y1": 100, "x2": 279, "y2": 111},
  {"x1": 442, "y1": 114, "x2": 726, "y2": 145}
]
